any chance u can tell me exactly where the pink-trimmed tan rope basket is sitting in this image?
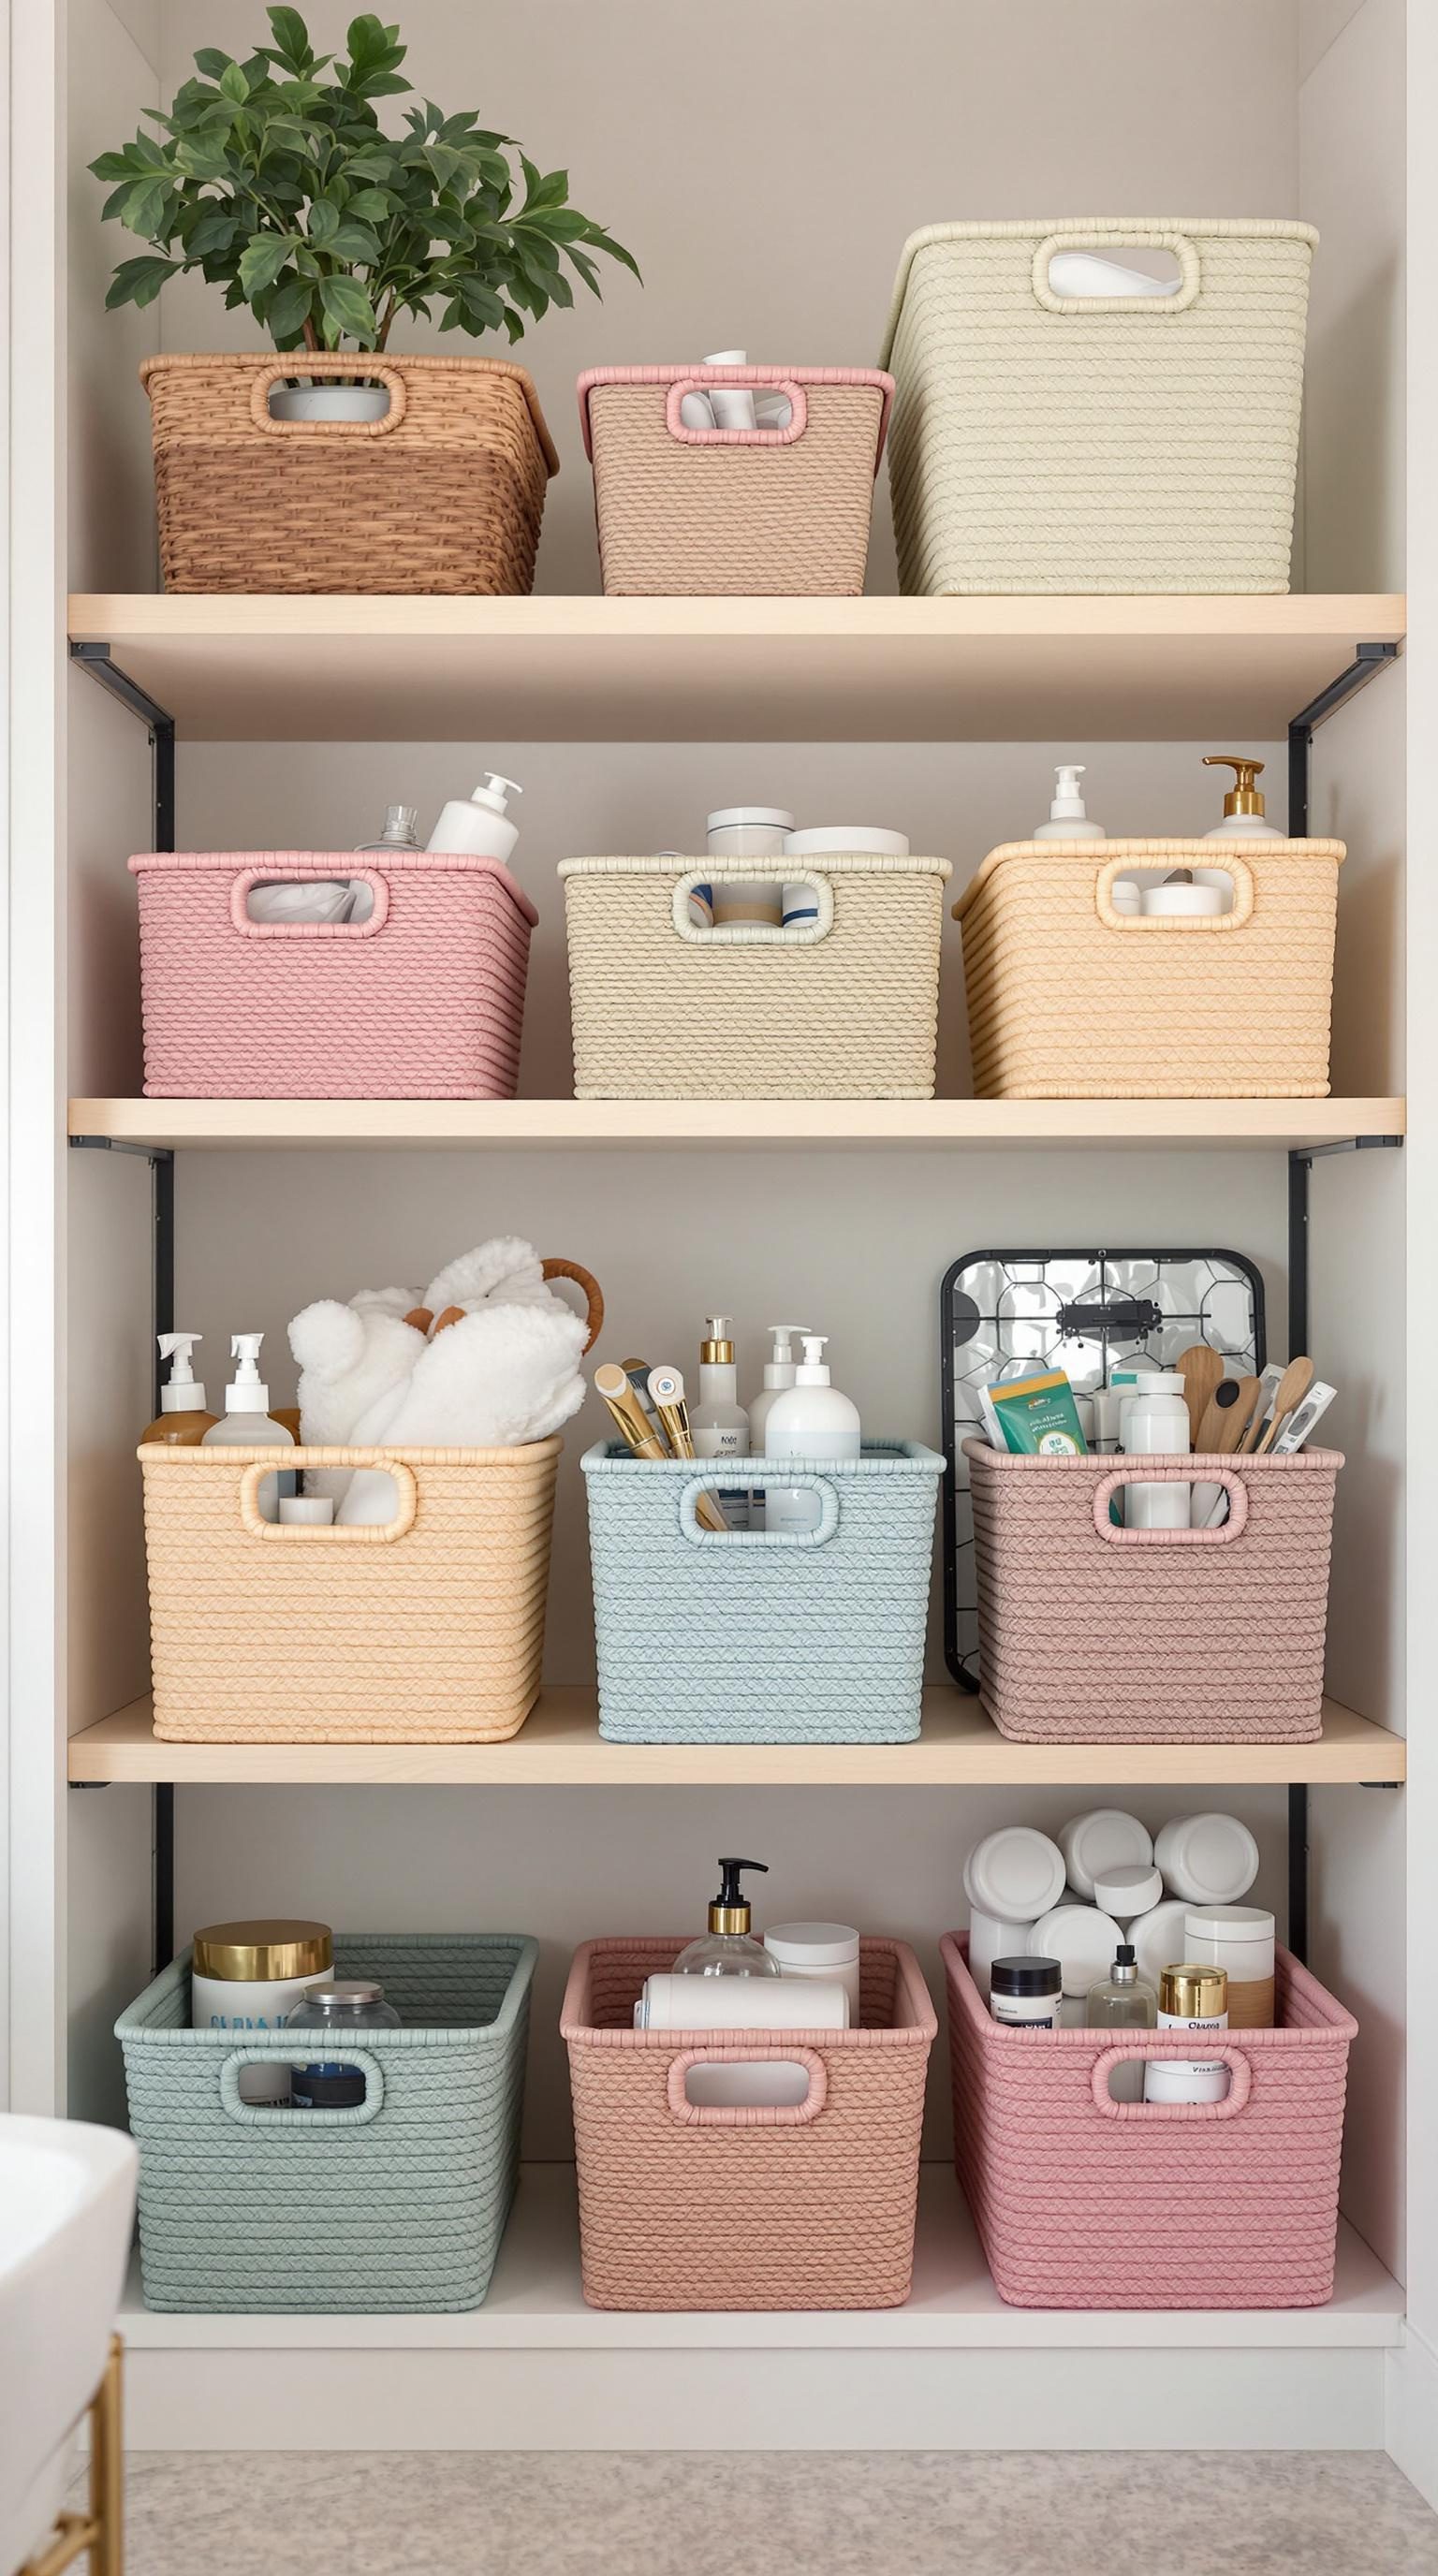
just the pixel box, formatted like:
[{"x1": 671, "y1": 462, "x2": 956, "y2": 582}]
[
  {"x1": 140, "y1": 352, "x2": 558, "y2": 594},
  {"x1": 963, "y1": 1440, "x2": 1341, "y2": 1744},
  {"x1": 128, "y1": 852, "x2": 536, "y2": 1099},
  {"x1": 141, "y1": 1442, "x2": 560, "y2": 1744},
  {"x1": 578, "y1": 364, "x2": 893, "y2": 593},
  {"x1": 944, "y1": 1935, "x2": 1356, "y2": 2309},
  {"x1": 562, "y1": 1937, "x2": 937, "y2": 2310}
]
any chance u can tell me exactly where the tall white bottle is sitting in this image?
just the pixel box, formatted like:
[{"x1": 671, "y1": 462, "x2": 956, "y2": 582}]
[
  {"x1": 1033, "y1": 765, "x2": 1106, "y2": 841},
  {"x1": 690, "y1": 1315, "x2": 750, "y2": 1532},
  {"x1": 748, "y1": 1324, "x2": 810, "y2": 1454},
  {"x1": 200, "y1": 1333, "x2": 295, "y2": 1522},
  {"x1": 426, "y1": 772, "x2": 522, "y2": 863},
  {"x1": 763, "y1": 1335, "x2": 861, "y2": 1535}
]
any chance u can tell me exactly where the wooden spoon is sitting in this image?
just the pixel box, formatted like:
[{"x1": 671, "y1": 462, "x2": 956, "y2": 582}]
[
  {"x1": 1195, "y1": 1375, "x2": 1260, "y2": 1456},
  {"x1": 1176, "y1": 1343, "x2": 1224, "y2": 1444},
  {"x1": 1253, "y1": 1356, "x2": 1315, "y2": 1455}
]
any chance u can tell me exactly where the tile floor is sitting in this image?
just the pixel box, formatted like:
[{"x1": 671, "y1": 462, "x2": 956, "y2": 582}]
[{"x1": 90, "y1": 2449, "x2": 1438, "y2": 2575}]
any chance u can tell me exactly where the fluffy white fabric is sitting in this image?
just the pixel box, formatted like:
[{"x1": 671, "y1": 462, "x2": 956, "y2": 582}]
[
  {"x1": 337, "y1": 1302, "x2": 588, "y2": 1523},
  {"x1": 420, "y1": 1235, "x2": 558, "y2": 1317}
]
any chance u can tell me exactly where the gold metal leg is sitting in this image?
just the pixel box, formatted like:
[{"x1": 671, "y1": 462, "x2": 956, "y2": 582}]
[{"x1": 17, "y1": 2335, "x2": 124, "y2": 2576}]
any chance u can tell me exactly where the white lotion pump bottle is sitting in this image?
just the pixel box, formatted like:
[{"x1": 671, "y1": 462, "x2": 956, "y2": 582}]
[
  {"x1": 426, "y1": 772, "x2": 522, "y2": 863},
  {"x1": 1033, "y1": 764, "x2": 1106, "y2": 841},
  {"x1": 748, "y1": 1324, "x2": 810, "y2": 1454},
  {"x1": 201, "y1": 1333, "x2": 295, "y2": 1522},
  {"x1": 763, "y1": 1334, "x2": 861, "y2": 1535}
]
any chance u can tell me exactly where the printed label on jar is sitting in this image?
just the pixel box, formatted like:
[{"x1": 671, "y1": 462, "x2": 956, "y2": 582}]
[{"x1": 1158, "y1": 2009, "x2": 1228, "y2": 2030}]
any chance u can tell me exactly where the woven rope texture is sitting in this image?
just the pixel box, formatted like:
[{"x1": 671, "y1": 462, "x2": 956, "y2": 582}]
[
  {"x1": 582, "y1": 1440, "x2": 943, "y2": 1742},
  {"x1": 561, "y1": 856, "x2": 951, "y2": 1098},
  {"x1": 955, "y1": 839, "x2": 1342, "y2": 1099},
  {"x1": 563, "y1": 1936, "x2": 937, "y2": 2310},
  {"x1": 943, "y1": 1935, "x2": 1355, "y2": 2309},
  {"x1": 140, "y1": 353, "x2": 556, "y2": 594},
  {"x1": 142, "y1": 1442, "x2": 559, "y2": 1743},
  {"x1": 583, "y1": 373, "x2": 888, "y2": 593},
  {"x1": 963, "y1": 1440, "x2": 1340, "y2": 1744},
  {"x1": 880, "y1": 220, "x2": 1314, "y2": 594},
  {"x1": 129, "y1": 852, "x2": 536, "y2": 1100},
  {"x1": 119, "y1": 1934, "x2": 535, "y2": 2312}
]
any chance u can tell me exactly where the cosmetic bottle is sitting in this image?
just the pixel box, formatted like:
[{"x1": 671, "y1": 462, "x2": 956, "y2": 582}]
[
  {"x1": 286, "y1": 1978, "x2": 402, "y2": 2108},
  {"x1": 989, "y1": 1957, "x2": 1062, "y2": 2027},
  {"x1": 1182, "y1": 1907, "x2": 1275, "y2": 2029},
  {"x1": 200, "y1": 1333, "x2": 296, "y2": 1522},
  {"x1": 673, "y1": 1859, "x2": 781, "y2": 1978},
  {"x1": 691, "y1": 1315, "x2": 752, "y2": 1527},
  {"x1": 427, "y1": 772, "x2": 522, "y2": 863},
  {"x1": 748, "y1": 1325, "x2": 811, "y2": 1454},
  {"x1": 1201, "y1": 754, "x2": 1285, "y2": 839},
  {"x1": 1119, "y1": 1368, "x2": 1190, "y2": 1530},
  {"x1": 191, "y1": 1918, "x2": 333, "y2": 2105},
  {"x1": 356, "y1": 804, "x2": 420, "y2": 853},
  {"x1": 1143, "y1": 2056, "x2": 1232, "y2": 2105},
  {"x1": 1033, "y1": 764, "x2": 1105, "y2": 841},
  {"x1": 141, "y1": 1332, "x2": 217, "y2": 1445},
  {"x1": 1158, "y1": 1965, "x2": 1229, "y2": 2032},
  {"x1": 763, "y1": 1334, "x2": 861, "y2": 1536},
  {"x1": 763, "y1": 1922, "x2": 861, "y2": 2023},
  {"x1": 1085, "y1": 1943, "x2": 1158, "y2": 2039},
  {"x1": 705, "y1": 809, "x2": 790, "y2": 928}
]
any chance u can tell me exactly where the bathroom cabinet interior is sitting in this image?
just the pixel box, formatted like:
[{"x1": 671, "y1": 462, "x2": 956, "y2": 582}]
[{"x1": 6, "y1": 0, "x2": 1427, "y2": 2473}]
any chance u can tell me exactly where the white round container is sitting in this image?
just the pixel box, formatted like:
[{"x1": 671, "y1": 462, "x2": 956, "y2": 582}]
[
  {"x1": 989, "y1": 1958, "x2": 1063, "y2": 2027},
  {"x1": 764, "y1": 1923, "x2": 861, "y2": 2025},
  {"x1": 1028, "y1": 1903, "x2": 1124, "y2": 1999},
  {"x1": 1108, "y1": 876, "x2": 1142, "y2": 917},
  {"x1": 268, "y1": 384, "x2": 390, "y2": 424},
  {"x1": 638, "y1": 1973, "x2": 848, "y2": 2030},
  {"x1": 279, "y1": 1495, "x2": 334, "y2": 1526},
  {"x1": 191, "y1": 1919, "x2": 333, "y2": 2106},
  {"x1": 1139, "y1": 882, "x2": 1224, "y2": 917},
  {"x1": 1129, "y1": 1897, "x2": 1195, "y2": 1998},
  {"x1": 1058, "y1": 1810, "x2": 1152, "y2": 1901},
  {"x1": 967, "y1": 1908, "x2": 1038, "y2": 2001},
  {"x1": 964, "y1": 1826, "x2": 1066, "y2": 1925},
  {"x1": 1153, "y1": 1812, "x2": 1260, "y2": 1906},
  {"x1": 706, "y1": 807, "x2": 794, "y2": 857},
  {"x1": 782, "y1": 826, "x2": 911, "y2": 858},
  {"x1": 1092, "y1": 1862, "x2": 1164, "y2": 1921},
  {"x1": 1143, "y1": 2056, "x2": 1232, "y2": 2105},
  {"x1": 1120, "y1": 1369, "x2": 1191, "y2": 1529},
  {"x1": 1184, "y1": 1905, "x2": 1276, "y2": 2028}
]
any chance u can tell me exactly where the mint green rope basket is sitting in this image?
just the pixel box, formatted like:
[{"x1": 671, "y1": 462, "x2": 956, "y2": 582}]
[
  {"x1": 116, "y1": 1932, "x2": 535, "y2": 2312},
  {"x1": 582, "y1": 1440, "x2": 943, "y2": 1743}
]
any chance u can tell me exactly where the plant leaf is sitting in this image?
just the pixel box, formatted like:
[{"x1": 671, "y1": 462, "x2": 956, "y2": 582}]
[
  {"x1": 238, "y1": 233, "x2": 293, "y2": 297},
  {"x1": 318, "y1": 271, "x2": 378, "y2": 344},
  {"x1": 266, "y1": 273, "x2": 315, "y2": 338},
  {"x1": 219, "y1": 62, "x2": 251, "y2": 105},
  {"x1": 325, "y1": 219, "x2": 382, "y2": 262},
  {"x1": 265, "y1": 7, "x2": 313, "y2": 72},
  {"x1": 104, "y1": 254, "x2": 179, "y2": 310}
]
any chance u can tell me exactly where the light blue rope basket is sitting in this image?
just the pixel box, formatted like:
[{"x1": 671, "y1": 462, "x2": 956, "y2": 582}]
[
  {"x1": 116, "y1": 1932, "x2": 536, "y2": 2313},
  {"x1": 582, "y1": 1440, "x2": 944, "y2": 1743}
]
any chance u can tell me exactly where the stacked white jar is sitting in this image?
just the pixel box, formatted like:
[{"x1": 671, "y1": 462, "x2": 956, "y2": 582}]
[
  {"x1": 763, "y1": 1922, "x2": 862, "y2": 2024},
  {"x1": 705, "y1": 806, "x2": 792, "y2": 927},
  {"x1": 1183, "y1": 1906, "x2": 1276, "y2": 2029},
  {"x1": 1119, "y1": 1369, "x2": 1191, "y2": 1529}
]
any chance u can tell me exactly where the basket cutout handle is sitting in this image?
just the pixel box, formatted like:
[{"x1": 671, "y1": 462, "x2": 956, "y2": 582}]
[
  {"x1": 218, "y1": 2045, "x2": 387, "y2": 2127},
  {"x1": 248, "y1": 354, "x2": 409, "y2": 435},
  {"x1": 679, "y1": 1471, "x2": 841, "y2": 1548},
  {"x1": 1091, "y1": 2042, "x2": 1253, "y2": 2123},
  {"x1": 670, "y1": 869, "x2": 835, "y2": 948},
  {"x1": 542, "y1": 1256, "x2": 605, "y2": 1353},
  {"x1": 238, "y1": 1456, "x2": 418, "y2": 1543},
  {"x1": 229, "y1": 865, "x2": 391, "y2": 942},
  {"x1": 665, "y1": 375, "x2": 809, "y2": 446},
  {"x1": 1033, "y1": 230, "x2": 1200, "y2": 315},
  {"x1": 1092, "y1": 1465, "x2": 1249, "y2": 1547},
  {"x1": 665, "y1": 2045, "x2": 828, "y2": 2127},
  {"x1": 1095, "y1": 856, "x2": 1255, "y2": 934}
]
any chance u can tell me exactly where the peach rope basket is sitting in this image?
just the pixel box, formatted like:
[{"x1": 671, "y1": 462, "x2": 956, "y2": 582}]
[
  {"x1": 562, "y1": 1936, "x2": 937, "y2": 2310},
  {"x1": 140, "y1": 352, "x2": 558, "y2": 595}
]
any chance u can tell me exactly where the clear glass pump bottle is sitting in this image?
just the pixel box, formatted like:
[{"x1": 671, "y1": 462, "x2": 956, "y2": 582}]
[
  {"x1": 673, "y1": 1859, "x2": 780, "y2": 1977},
  {"x1": 1085, "y1": 1942, "x2": 1158, "y2": 2097}
]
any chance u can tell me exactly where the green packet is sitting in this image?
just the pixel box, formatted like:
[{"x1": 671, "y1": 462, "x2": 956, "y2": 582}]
[{"x1": 990, "y1": 1369, "x2": 1088, "y2": 1456}]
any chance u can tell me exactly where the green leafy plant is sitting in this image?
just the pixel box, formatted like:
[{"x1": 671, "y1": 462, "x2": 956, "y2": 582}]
[{"x1": 91, "y1": 7, "x2": 639, "y2": 355}]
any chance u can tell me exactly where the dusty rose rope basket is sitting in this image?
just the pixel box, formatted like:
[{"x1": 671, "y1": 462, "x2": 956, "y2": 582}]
[
  {"x1": 944, "y1": 1935, "x2": 1357, "y2": 2309},
  {"x1": 140, "y1": 352, "x2": 558, "y2": 594},
  {"x1": 562, "y1": 1936, "x2": 936, "y2": 2310}
]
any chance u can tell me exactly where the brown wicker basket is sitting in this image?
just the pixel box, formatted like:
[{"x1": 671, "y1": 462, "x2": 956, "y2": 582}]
[{"x1": 140, "y1": 352, "x2": 559, "y2": 595}]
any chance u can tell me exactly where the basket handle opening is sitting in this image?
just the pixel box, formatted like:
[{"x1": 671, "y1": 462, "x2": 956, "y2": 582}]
[
  {"x1": 669, "y1": 869, "x2": 835, "y2": 947},
  {"x1": 218, "y1": 2045, "x2": 387, "y2": 2127},
  {"x1": 666, "y1": 376, "x2": 808, "y2": 446},
  {"x1": 665, "y1": 2045, "x2": 828, "y2": 2127},
  {"x1": 679, "y1": 1471, "x2": 842, "y2": 1548},
  {"x1": 1094, "y1": 856, "x2": 1255, "y2": 934},
  {"x1": 248, "y1": 355, "x2": 409, "y2": 435},
  {"x1": 230, "y1": 865, "x2": 391, "y2": 941},
  {"x1": 1033, "y1": 231, "x2": 1200, "y2": 314},
  {"x1": 1092, "y1": 1465, "x2": 1250, "y2": 1547},
  {"x1": 238, "y1": 1457, "x2": 419, "y2": 1543},
  {"x1": 1092, "y1": 2042, "x2": 1253, "y2": 2122}
]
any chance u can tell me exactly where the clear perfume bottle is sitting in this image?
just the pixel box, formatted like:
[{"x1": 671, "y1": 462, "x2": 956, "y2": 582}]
[{"x1": 1085, "y1": 1942, "x2": 1158, "y2": 2100}]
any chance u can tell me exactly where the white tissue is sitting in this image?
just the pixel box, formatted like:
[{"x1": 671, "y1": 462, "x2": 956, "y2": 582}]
[{"x1": 246, "y1": 878, "x2": 359, "y2": 924}]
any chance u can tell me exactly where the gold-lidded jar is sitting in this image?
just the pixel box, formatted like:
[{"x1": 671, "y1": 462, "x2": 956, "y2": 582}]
[
  {"x1": 1159, "y1": 1963, "x2": 1228, "y2": 2027},
  {"x1": 190, "y1": 1920, "x2": 334, "y2": 2106},
  {"x1": 192, "y1": 1919, "x2": 332, "y2": 1983}
]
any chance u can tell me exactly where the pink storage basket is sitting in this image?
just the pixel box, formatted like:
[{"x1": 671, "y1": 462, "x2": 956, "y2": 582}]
[
  {"x1": 128, "y1": 852, "x2": 537, "y2": 1100},
  {"x1": 562, "y1": 1936, "x2": 936, "y2": 2310},
  {"x1": 963, "y1": 1440, "x2": 1341, "y2": 1744},
  {"x1": 943, "y1": 1935, "x2": 1357, "y2": 2309},
  {"x1": 578, "y1": 364, "x2": 893, "y2": 594}
]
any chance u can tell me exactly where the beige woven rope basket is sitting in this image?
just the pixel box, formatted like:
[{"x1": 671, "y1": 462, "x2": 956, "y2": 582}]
[
  {"x1": 560, "y1": 855, "x2": 952, "y2": 1098},
  {"x1": 879, "y1": 219, "x2": 1316, "y2": 594},
  {"x1": 140, "y1": 353, "x2": 558, "y2": 595},
  {"x1": 954, "y1": 838, "x2": 1343, "y2": 1098},
  {"x1": 141, "y1": 1441, "x2": 560, "y2": 1743}
]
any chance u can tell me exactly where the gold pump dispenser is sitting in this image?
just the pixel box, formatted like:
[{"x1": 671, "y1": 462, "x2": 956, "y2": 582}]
[{"x1": 1203, "y1": 754, "x2": 1268, "y2": 820}]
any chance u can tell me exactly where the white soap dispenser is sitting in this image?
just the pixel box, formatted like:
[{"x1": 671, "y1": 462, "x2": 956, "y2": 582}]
[
  {"x1": 1201, "y1": 755, "x2": 1285, "y2": 840},
  {"x1": 748, "y1": 1324, "x2": 811, "y2": 1455},
  {"x1": 426, "y1": 772, "x2": 523, "y2": 864},
  {"x1": 1033, "y1": 764, "x2": 1106, "y2": 841},
  {"x1": 201, "y1": 1332, "x2": 296, "y2": 1522},
  {"x1": 763, "y1": 1334, "x2": 862, "y2": 1535}
]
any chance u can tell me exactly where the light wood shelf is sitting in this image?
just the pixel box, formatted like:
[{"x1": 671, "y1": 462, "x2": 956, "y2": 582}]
[
  {"x1": 68, "y1": 592, "x2": 1405, "y2": 742},
  {"x1": 116, "y1": 2164, "x2": 1401, "y2": 2352},
  {"x1": 68, "y1": 1689, "x2": 1405, "y2": 1787},
  {"x1": 68, "y1": 1096, "x2": 1407, "y2": 1153}
]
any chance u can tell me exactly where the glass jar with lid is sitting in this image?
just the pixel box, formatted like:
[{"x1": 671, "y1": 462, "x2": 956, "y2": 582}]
[{"x1": 285, "y1": 1978, "x2": 402, "y2": 2108}]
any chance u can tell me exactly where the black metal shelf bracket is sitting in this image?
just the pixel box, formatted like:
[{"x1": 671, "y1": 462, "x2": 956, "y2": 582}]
[
  {"x1": 68, "y1": 645, "x2": 178, "y2": 1972},
  {"x1": 1288, "y1": 640, "x2": 1399, "y2": 836}
]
